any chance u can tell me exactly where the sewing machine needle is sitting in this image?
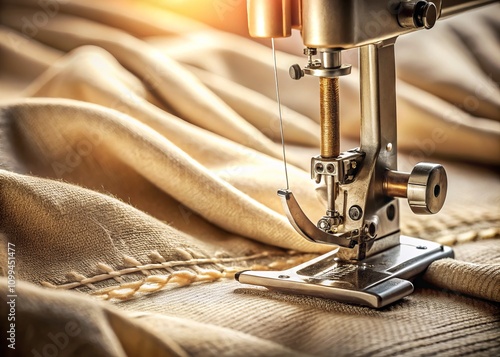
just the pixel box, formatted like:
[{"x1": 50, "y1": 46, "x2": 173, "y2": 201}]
[{"x1": 272, "y1": 38, "x2": 290, "y2": 190}]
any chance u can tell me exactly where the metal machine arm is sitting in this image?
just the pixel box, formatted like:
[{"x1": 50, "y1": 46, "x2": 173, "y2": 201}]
[{"x1": 236, "y1": 0, "x2": 492, "y2": 307}]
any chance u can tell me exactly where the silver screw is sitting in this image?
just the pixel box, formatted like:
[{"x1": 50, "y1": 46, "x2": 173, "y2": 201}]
[
  {"x1": 318, "y1": 218, "x2": 330, "y2": 231},
  {"x1": 349, "y1": 206, "x2": 362, "y2": 221}
]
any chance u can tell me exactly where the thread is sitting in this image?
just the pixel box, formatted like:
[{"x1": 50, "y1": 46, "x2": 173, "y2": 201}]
[
  {"x1": 272, "y1": 37, "x2": 290, "y2": 190},
  {"x1": 320, "y1": 77, "x2": 340, "y2": 158}
]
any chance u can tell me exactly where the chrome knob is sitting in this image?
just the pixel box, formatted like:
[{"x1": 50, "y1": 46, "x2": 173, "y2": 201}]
[
  {"x1": 407, "y1": 163, "x2": 447, "y2": 214},
  {"x1": 398, "y1": 1, "x2": 438, "y2": 30},
  {"x1": 384, "y1": 163, "x2": 447, "y2": 215},
  {"x1": 416, "y1": 1, "x2": 437, "y2": 29},
  {"x1": 289, "y1": 64, "x2": 304, "y2": 80}
]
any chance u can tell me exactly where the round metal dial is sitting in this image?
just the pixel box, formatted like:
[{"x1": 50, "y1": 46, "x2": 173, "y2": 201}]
[{"x1": 407, "y1": 163, "x2": 447, "y2": 214}]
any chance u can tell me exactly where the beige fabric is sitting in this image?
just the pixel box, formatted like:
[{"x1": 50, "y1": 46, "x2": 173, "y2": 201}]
[{"x1": 0, "y1": 1, "x2": 499, "y2": 356}]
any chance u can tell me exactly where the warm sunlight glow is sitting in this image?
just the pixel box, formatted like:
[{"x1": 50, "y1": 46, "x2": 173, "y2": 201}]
[{"x1": 142, "y1": 0, "x2": 250, "y2": 37}]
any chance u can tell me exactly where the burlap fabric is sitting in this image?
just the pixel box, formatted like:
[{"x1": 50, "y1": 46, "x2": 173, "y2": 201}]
[{"x1": 0, "y1": 1, "x2": 499, "y2": 356}]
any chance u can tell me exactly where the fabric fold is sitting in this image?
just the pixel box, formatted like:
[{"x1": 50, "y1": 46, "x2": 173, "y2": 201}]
[
  {"x1": 424, "y1": 259, "x2": 500, "y2": 302},
  {"x1": 0, "y1": 99, "x2": 328, "y2": 253},
  {"x1": 1, "y1": 5, "x2": 289, "y2": 163}
]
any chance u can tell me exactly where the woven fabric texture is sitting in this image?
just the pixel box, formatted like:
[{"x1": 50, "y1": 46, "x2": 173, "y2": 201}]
[{"x1": 0, "y1": 1, "x2": 499, "y2": 356}]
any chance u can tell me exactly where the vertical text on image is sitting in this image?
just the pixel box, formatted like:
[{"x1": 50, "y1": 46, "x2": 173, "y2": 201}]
[{"x1": 6, "y1": 242, "x2": 17, "y2": 350}]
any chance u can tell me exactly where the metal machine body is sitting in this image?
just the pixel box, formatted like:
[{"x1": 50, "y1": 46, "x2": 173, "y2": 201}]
[{"x1": 236, "y1": 0, "x2": 494, "y2": 308}]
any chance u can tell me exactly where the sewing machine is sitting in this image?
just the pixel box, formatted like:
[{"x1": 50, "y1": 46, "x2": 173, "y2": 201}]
[{"x1": 236, "y1": 0, "x2": 494, "y2": 308}]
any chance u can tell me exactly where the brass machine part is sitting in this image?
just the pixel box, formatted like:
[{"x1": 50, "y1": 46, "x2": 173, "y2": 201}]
[
  {"x1": 246, "y1": 0, "x2": 301, "y2": 38},
  {"x1": 320, "y1": 77, "x2": 340, "y2": 158},
  {"x1": 384, "y1": 170, "x2": 409, "y2": 198}
]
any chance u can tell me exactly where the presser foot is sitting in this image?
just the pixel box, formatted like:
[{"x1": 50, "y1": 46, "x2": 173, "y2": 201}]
[{"x1": 236, "y1": 235, "x2": 453, "y2": 308}]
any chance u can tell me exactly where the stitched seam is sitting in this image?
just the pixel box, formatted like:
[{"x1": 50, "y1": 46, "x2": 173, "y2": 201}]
[
  {"x1": 91, "y1": 253, "x2": 315, "y2": 301},
  {"x1": 401, "y1": 213, "x2": 500, "y2": 243},
  {"x1": 41, "y1": 250, "x2": 317, "y2": 292},
  {"x1": 436, "y1": 227, "x2": 499, "y2": 246}
]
